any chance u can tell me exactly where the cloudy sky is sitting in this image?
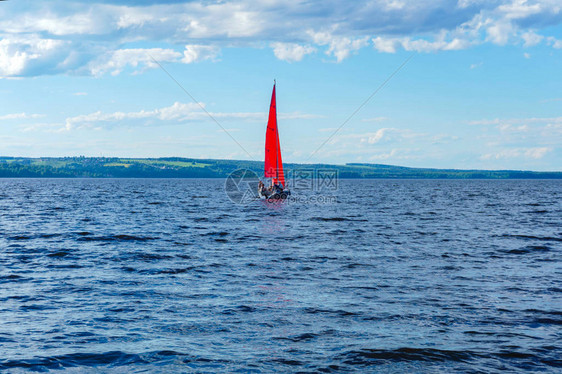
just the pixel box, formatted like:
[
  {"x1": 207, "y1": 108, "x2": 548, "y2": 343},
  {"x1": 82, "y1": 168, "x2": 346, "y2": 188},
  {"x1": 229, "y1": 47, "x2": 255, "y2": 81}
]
[{"x1": 1, "y1": 0, "x2": 561, "y2": 170}]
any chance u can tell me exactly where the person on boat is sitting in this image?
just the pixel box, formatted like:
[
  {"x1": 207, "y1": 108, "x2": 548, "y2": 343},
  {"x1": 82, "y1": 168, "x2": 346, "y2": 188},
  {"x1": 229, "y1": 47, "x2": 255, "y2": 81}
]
[{"x1": 258, "y1": 181, "x2": 267, "y2": 197}]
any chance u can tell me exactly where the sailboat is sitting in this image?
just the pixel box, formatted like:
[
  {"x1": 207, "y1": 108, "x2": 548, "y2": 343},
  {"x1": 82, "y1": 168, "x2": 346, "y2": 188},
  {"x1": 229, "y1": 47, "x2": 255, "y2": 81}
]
[{"x1": 258, "y1": 81, "x2": 291, "y2": 200}]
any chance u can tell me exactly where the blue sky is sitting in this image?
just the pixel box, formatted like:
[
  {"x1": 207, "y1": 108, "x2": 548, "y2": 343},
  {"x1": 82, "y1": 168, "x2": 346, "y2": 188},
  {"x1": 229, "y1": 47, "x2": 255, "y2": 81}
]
[{"x1": 0, "y1": 0, "x2": 561, "y2": 170}]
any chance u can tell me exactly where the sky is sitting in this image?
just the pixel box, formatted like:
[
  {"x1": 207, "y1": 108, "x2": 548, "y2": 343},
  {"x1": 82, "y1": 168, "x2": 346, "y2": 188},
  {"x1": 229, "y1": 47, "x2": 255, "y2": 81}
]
[{"x1": 0, "y1": 0, "x2": 561, "y2": 171}]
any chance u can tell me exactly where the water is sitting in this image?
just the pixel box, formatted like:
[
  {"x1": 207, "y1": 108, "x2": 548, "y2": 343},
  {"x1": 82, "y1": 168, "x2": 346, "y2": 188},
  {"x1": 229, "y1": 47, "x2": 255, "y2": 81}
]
[{"x1": 0, "y1": 178, "x2": 560, "y2": 373}]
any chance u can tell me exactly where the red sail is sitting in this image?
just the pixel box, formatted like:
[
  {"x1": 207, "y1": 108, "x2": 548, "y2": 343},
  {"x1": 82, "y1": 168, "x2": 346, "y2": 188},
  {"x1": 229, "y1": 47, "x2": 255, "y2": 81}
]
[{"x1": 264, "y1": 83, "x2": 285, "y2": 187}]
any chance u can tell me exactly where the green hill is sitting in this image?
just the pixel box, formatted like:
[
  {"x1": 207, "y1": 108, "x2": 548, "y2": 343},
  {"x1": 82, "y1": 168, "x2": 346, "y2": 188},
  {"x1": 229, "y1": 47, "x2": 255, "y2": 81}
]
[{"x1": 0, "y1": 156, "x2": 560, "y2": 179}]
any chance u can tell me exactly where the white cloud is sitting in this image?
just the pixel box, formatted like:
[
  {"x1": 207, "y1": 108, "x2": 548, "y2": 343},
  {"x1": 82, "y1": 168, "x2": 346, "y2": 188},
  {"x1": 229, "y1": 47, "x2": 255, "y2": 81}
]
[
  {"x1": 497, "y1": 0, "x2": 543, "y2": 20},
  {"x1": 364, "y1": 128, "x2": 387, "y2": 144},
  {"x1": 64, "y1": 102, "x2": 203, "y2": 130},
  {"x1": 521, "y1": 30, "x2": 543, "y2": 47},
  {"x1": 402, "y1": 36, "x2": 472, "y2": 52},
  {"x1": 341, "y1": 128, "x2": 424, "y2": 145},
  {"x1": 271, "y1": 42, "x2": 316, "y2": 62},
  {"x1": 0, "y1": 35, "x2": 68, "y2": 77},
  {"x1": 0, "y1": 1, "x2": 562, "y2": 76},
  {"x1": 372, "y1": 32, "x2": 473, "y2": 53},
  {"x1": 90, "y1": 47, "x2": 182, "y2": 76},
  {"x1": 486, "y1": 20, "x2": 515, "y2": 45},
  {"x1": 498, "y1": 123, "x2": 529, "y2": 132},
  {"x1": 0, "y1": 112, "x2": 44, "y2": 120},
  {"x1": 372, "y1": 37, "x2": 399, "y2": 53},
  {"x1": 547, "y1": 36, "x2": 562, "y2": 49},
  {"x1": 19, "y1": 122, "x2": 65, "y2": 133},
  {"x1": 309, "y1": 30, "x2": 369, "y2": 62},
  {"x1": 431, "y1": 134, "x2": 460, "y2": 144},
  {"x1": 0, "y1": 10, "x2": 109, "y2": 36},
  {"x1": 182, "y1": 44, "x2": 220, "y2": 63},
  {"x1": 384, "y1": 1, "x2": 406, "y2": 11},
  {"x1": 60, "y1": 101, "x2": 321, "y2": 131},
  {"x1": 525, "y1": 146, "x2": 551, "y2": 159},
  {"x1": 88, "y1": 45, "x2": 219, "y2": 76},
  {"x1": 480, "y1": 146, "x2": 552, "y2": 160},
  {"x1": 369, "y1": 149, "x2": 399, "y2": 160},
  {"x1": 327, "y1": 36, "x2": 369, "y2": 62},
  {"x1": 468, "y1": 116, "x2": 562, "y2": 126}
]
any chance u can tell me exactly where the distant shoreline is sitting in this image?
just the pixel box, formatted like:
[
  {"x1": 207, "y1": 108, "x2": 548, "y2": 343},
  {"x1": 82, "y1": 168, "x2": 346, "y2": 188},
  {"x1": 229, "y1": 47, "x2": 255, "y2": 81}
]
[{"x1": 0, "y1": 157, "x2": 560, "y2": 179}]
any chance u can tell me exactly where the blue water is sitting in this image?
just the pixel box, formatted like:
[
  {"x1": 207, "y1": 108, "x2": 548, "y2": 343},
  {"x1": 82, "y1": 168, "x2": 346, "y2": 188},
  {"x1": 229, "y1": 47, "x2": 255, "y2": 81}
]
[{"x1": 0, "y1": 179, "x2": 560, "y2": 373}]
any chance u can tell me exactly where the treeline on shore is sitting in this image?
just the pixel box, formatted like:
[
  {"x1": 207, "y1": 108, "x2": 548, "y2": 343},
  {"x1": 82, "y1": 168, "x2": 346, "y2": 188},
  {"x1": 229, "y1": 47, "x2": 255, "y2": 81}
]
[{"x1": 0, "y1": 157, "x2": 560, "y2": 179}]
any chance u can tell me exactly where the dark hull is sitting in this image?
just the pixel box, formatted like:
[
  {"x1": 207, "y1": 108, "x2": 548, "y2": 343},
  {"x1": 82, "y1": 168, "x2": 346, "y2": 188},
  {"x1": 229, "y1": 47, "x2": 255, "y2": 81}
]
[{"x1": 259, "y1": 190, "x2": 291, "y2": 200}]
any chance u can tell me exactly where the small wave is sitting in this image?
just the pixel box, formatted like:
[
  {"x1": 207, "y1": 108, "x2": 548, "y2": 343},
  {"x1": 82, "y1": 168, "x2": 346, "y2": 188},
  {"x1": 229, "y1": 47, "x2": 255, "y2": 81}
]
[
  {"x1": 303, "y1": 307, "x2": 358, "y2": 317},
  {"x1": 235, "y1": 234, "x2": 263, "y2": 242},
  {"x1": 328, "y1": 229, "x2": 348, "y2": 235},
  {"x1": 0, "y1": 274, "x2": 23, "y2": 281},
  {"x1": 77, "y1": 234, "x2": 158, "y2": 242},
  {"x1": 20, "y1": 304, "x2": 56, "y2": 311},
  {"x1": 158, "y1": 267, "x2": 196, "y2": 274},
  {"x1": 500, "y1": 245, "x2": 551, "y2": 255},
  {"x1": 341, "y1": 348, "x2": 472, "y2": 364},
  {"x1": 341, "y1": 346, "x2": 559, "y2": 368},
  {"x1": 532, "y1": 318, "x2": 562, "y2": 325},
  {"x1": 273, "y1": 333, "x2": 318, "y2": 342},
  {"x1": 310, "y1": 217, "x2": 368, "y2": 222},
  {"x1": 39, "y1": 233, "x2": 62, "y2": 239},
  {"x1": 280, "y1": 256, "x2": 297, "y2": 262},
  {"x1": 47, "y1": 251, "x2": 71, "y2": 258},
  {"x1": 202, "y1": 231, "x2": 229, "y2": 237},
  {"x1": 524, "y1": 309, "x2": 562, "y2": 325},
  {"x1": 271, "y1": 358, "x2": 303, "y2": 366},
  {"x1": 135, "y1": 252, "x2": 172, "y2": 261},
  {"x1": 221, "y1": 305, "x2": 256, "y2": 314},
  {"x1": 344, "y1": 263, "x2": 375, "y2": 269},
  {"x1": 500, "y1": 234, "x2": 562, "y2": 242},
  {"x1": 0, "y1": 274, "x2": 32, "y2": 285},
  {"x1": 7, "y1": 235, "x2": 32, "y2": 240},
  {"x1": 7, "y1": 233, "x2": 63, "y2": 241},
  {"x1": 0, "y1": 350, "x2": 218, "y2": 371}
]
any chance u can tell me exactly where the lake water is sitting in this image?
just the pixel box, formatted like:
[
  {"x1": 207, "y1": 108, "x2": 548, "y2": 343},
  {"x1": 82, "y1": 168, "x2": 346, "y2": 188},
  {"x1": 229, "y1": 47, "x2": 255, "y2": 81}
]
[{"x1": 0, "y1": 179, "x2": 560, "y2": 373}]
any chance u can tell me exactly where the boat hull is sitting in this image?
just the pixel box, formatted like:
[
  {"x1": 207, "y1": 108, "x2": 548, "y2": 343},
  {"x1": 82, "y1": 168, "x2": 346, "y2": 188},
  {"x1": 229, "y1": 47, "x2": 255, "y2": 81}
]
[{"x1": 259, "y1": 189, "x2": 291, "y2": 200}]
